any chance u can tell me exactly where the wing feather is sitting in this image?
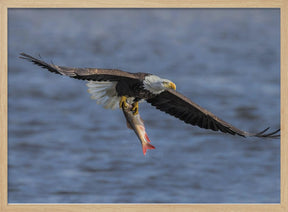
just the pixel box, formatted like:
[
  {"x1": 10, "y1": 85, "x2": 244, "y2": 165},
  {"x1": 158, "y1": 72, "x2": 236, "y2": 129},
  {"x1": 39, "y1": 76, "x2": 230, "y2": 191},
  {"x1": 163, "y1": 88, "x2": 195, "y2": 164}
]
[
  {"x1": 19, "y1": 53, "x2": 139, "y2": 81},
  {"x1": 147, "y1": 89, "x2": 280, "y2": 138}
]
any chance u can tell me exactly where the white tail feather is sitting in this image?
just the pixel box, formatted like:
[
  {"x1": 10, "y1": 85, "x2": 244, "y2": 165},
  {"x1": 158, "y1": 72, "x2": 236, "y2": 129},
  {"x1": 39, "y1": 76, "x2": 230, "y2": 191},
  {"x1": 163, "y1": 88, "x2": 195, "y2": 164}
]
[{"x1": 86, "y1": 81, "x2": 120, "y2": 110}]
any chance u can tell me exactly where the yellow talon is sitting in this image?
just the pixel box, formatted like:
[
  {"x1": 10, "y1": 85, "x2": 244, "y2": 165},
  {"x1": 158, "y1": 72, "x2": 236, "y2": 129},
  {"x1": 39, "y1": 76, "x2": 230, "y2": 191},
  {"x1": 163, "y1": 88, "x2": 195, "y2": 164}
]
[
  {"x1": 119, "y1": 96, "x2": 129, "y2": 109},
  {"x1": 132, "y1": 101, "x2": 139, "y2": 115}
]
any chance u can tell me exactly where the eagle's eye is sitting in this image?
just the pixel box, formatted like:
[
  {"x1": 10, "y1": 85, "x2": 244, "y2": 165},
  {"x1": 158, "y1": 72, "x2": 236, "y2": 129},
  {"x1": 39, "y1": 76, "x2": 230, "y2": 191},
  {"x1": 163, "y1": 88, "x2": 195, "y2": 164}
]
[{"x1": 162, "y1": 81, "x2": 168, "y2": 85}]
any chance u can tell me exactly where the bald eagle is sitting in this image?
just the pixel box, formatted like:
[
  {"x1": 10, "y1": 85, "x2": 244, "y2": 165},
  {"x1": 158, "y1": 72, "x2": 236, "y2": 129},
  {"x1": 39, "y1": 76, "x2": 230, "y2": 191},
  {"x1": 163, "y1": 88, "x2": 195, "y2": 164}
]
[{"x1": 19, "y1": 53, "x2": 280, "y2": 139}]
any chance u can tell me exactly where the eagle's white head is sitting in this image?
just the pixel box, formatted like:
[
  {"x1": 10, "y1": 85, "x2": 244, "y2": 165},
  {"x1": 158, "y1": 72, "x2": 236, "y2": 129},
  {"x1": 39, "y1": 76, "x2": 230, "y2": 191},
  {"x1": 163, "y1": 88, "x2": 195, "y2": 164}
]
[{"x1": 143, "y1": 75, "x2": 176, "y2": 94}]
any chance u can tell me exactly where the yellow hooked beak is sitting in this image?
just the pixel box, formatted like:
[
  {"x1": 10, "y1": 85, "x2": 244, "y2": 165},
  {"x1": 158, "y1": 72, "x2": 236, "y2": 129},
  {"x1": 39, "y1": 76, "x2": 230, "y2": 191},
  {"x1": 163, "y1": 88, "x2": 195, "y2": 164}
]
[{"x1": 164, "y1": 81, "x2": 176, "y2": 90}]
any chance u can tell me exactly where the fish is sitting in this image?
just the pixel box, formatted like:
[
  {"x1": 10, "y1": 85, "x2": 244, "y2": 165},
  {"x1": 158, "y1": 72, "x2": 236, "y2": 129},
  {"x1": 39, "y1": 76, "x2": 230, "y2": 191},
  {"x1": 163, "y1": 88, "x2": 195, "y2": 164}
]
[{"x1": 122, "y1": 104, "x2": 155, "y2": 155}]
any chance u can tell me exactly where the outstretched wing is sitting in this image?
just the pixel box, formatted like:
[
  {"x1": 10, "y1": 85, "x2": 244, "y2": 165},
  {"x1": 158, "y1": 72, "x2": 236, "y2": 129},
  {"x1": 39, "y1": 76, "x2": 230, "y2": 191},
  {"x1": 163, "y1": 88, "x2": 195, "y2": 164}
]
[
  {"x1": 147, "y1": 89, "x2": 280, "y2": 138},
  {"x1": 19, "y1": 53, "x2": 139, "y2": 81}
]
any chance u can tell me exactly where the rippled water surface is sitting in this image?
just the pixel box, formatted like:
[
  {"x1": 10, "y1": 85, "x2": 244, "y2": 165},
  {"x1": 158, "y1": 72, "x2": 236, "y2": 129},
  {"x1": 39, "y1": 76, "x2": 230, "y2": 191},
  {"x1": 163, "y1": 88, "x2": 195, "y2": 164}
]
[{"x1": 8, "y1": 9, "x2": 280, "y2": 203}]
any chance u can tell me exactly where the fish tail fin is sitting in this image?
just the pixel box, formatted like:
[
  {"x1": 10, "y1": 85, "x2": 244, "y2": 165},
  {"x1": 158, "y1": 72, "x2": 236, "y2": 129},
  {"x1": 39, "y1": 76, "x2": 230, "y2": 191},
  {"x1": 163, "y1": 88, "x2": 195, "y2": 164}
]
[{"x1": 142, "y1": 143, "x2": 155, "y2": 155}]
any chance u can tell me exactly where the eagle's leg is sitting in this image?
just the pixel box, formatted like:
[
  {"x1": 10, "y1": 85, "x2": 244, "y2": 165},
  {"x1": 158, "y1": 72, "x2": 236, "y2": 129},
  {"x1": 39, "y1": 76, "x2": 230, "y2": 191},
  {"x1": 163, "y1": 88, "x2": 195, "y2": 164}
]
[
  {"x1": 119, "y1": 96, "x2": 129, "y2": 109},
  {"x1": 132, "y1": 101, "x2": 139, "y2": 115}
]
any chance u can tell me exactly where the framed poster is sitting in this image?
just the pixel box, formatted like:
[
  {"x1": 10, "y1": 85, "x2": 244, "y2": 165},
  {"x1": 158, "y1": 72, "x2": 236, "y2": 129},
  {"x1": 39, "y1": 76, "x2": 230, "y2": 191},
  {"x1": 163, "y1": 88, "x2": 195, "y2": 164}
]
[{"x1": 1, "y1": 1, "x2": 287, "y2": 211}]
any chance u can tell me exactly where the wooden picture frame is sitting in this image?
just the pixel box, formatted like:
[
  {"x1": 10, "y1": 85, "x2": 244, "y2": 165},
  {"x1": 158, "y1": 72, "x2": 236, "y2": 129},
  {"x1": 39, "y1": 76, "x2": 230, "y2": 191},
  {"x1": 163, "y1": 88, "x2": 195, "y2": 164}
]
[{"x1": 1, "y1": 0, "x2": 287, "y2": 211}]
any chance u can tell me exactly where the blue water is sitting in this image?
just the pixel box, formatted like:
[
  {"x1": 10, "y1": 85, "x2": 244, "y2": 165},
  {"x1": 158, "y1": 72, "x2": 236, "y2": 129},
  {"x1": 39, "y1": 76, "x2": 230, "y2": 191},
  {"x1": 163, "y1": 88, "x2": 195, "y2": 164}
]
[{"x1": 8, "y1": 9, "x2": 280, "y2": 203}]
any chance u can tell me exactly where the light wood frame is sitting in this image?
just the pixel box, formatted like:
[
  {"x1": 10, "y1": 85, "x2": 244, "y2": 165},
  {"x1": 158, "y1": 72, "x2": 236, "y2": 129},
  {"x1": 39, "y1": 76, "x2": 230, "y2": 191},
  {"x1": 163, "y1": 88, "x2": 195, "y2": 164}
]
[{"x1": 0, "y1": 0, "x2": 287, "y2": 211}]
